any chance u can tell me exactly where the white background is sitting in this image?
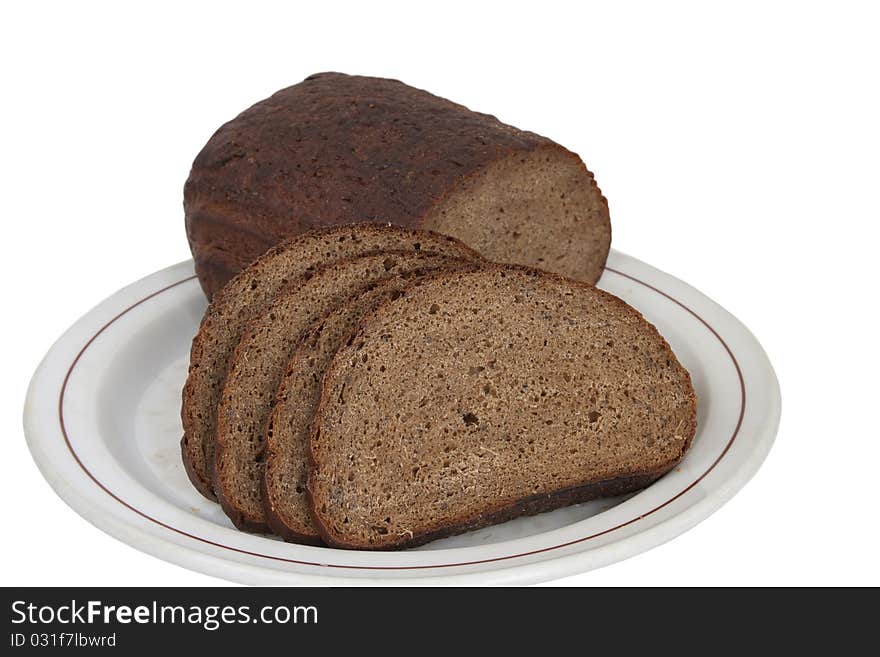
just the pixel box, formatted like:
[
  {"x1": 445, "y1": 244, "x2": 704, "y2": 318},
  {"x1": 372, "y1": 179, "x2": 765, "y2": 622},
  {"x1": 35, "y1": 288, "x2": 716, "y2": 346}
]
[{"x1": 3, "y1": 1, "x2": 878, "y2": 586}]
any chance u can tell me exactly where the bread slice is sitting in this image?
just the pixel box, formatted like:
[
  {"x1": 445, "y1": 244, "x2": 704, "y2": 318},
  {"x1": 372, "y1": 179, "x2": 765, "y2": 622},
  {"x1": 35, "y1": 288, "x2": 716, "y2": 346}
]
[
  {"x1": 263, "y1": 269, "x2": 475, "y2": 543},
  {"x1": 308, "y1": 265, "x2": 697, "y2": 549},
  {"x1": 185, "y1": 72, "x2": 611, "y2": 297},
  {"x1": 181, "y1": 224, "x2": 482, "y2": 500},
  {"x1": 214, "y1": 251, "x2": 473, "y2": 531}
]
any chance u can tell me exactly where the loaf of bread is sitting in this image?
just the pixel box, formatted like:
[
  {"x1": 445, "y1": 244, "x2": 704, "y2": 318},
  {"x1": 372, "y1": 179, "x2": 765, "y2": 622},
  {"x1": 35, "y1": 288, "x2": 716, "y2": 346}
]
[
  {"x1": 181, "y1": 224, "x2": 482, "y2": 500},
  {"x1": 185, "y1": 72, "x2": 611, "y2": 298},
  {"x1": 214, "y1": 251, "x2": 474, "y2": 531},
  {"x1": 308, "y1": 266, "x2": 697, "y2": 549}
]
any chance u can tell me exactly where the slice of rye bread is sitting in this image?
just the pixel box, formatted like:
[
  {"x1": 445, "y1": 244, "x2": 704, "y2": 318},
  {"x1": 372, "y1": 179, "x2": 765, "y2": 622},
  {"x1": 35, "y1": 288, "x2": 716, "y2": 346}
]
[
  {"x1": 181, "y1": 224, "x2": 482, "y2": 500},
  {"x1": 308, "y1": 265, "x2": 698, "y2": 550},
  {"x1": 214, "y1": 251, "x2": 475, "y2": 531},
  {"x1": 262, "y1": 269, "x2": 476, "y2": 543}
]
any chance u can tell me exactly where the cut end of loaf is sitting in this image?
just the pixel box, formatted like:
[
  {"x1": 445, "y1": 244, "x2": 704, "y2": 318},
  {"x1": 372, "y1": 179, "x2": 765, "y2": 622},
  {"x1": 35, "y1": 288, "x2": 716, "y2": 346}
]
[{"x1": 424, "y1": 146, "x2": 611, "y2": 284}]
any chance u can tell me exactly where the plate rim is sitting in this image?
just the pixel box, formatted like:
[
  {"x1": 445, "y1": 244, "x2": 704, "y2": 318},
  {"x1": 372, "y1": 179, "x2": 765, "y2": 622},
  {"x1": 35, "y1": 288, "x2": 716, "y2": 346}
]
[{"x1": 23, "y1": 252, "x2": 781, "y2": 584}]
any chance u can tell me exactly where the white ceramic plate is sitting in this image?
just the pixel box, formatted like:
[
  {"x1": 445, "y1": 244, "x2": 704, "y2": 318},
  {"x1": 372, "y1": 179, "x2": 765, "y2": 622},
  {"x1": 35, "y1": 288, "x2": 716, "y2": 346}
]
[{"x1": 23, "y1": 250, "x2": 780, "y2": 585}]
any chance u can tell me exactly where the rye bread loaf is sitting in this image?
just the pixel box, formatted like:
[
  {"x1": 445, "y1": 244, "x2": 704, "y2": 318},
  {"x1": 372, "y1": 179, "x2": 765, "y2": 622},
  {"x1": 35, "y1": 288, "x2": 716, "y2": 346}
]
[
  {"x1": 262, "y1": 271, "x2": 476, "y2": 543},
  {"x1": 185, "y1": 72, "x2": 611, "y2": 298},
  {"x1": 308, "y1": 265, "x2": 697, "y2": 549},
  {"x1": 181, "y1": 224, "x2": 481, "y2": 500},
  {"x1": 214, "y1": 251, "x2": 473, "y2": 531}
]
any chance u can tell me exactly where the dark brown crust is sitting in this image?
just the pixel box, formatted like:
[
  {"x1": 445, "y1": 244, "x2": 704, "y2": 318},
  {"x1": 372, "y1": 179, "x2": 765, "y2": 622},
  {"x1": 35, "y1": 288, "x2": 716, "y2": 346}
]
[
  {"x1": 306, "y1": 262, "x2": 697, "y2": 550},
  {"x1": 192, "y1": 257, "x2": 235, "y2": 303},
  {"x1": 189, "y1": 220, "x2": 274, "y2": 299},
  {"x1": 180, "y1": 223, "x2": 483, "y2": 502},
  {"x1": 185, "y1": 72, "x2": 598, "y2": 297},
  {"x1": 180, "y1": 436, "x2": 215, "y2": 499},
  {"x1": 306, "y1": 467, "x2": 671, "y2": 550}
]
